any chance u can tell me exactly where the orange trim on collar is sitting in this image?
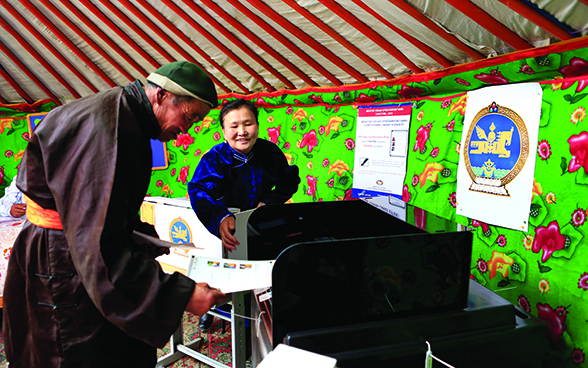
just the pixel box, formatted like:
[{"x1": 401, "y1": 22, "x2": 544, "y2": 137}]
[{"x1": 24, "y1": 195, "x2": 63, "y2": 230}]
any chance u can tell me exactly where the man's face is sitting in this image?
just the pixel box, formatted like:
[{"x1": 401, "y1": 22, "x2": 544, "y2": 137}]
[
  {"x1": 154, "y1": 92, "x2": 210, "y2": 142},
  {"x1": 221, "y1": 106, "x2": 259, "y2": 155}
]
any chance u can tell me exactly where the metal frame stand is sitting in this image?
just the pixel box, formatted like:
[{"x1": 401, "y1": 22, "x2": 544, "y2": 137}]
[{"x1": 155, "y1": 292, "x2": 247, "y2": 368}]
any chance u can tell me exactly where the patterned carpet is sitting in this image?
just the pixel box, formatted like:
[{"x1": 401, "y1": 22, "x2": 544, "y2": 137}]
[
  {"x1": 158, "y1": 312, "x2": 234, "y2": 367},
  {"x1": 0, "y1": 312, "x2": 234, "y2": 368}
]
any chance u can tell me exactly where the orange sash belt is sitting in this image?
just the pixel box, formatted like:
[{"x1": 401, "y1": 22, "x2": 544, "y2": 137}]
[{"x1": 24, "y1": 195, "x2": 63, "y2": 230}]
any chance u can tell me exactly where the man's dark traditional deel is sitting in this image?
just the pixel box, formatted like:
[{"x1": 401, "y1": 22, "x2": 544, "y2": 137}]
[{"x1": 3, "y1": 81, "x2": 195, "y2": 368}]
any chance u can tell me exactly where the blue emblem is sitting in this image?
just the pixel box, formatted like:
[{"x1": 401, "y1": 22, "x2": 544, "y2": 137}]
[
  {"x1": 169, "y1": 218, "x2": 192, "y2": 244},
  {"x1": 464, "y1": 102, "x2": 529, "y2": 196}
]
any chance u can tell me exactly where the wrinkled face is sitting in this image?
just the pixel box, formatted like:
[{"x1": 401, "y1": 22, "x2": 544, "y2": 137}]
[
  {"x1": 221, "y1": 106, "x2": 259, "y2": 155},
  {"x1": 154, "y1": 92, "x2": 210, "y2": 142}
]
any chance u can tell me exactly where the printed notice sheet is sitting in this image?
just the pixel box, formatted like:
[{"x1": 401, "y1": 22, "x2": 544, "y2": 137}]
[
  {"x1": 186, "y1": 255, "x2": 274, "y2": 294},
  {"x1": 353, "y1": 104, "x2": 412, "y2": 199}
]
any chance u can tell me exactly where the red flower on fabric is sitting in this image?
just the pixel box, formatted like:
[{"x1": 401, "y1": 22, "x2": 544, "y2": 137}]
[
  {"x1": 345, "y1": 138, "x2": 355, "y2": 150},
  {"x1": 572, "y1": 348, "x2": 585, "y2": 364},
  {"x1": 334, "y1": 94, "x2": 342, "y2": 102},
  {"x1": 397, "y1": 85, "x2": 423, "y2": 99},
  {"x1": 536, "y1": 302, "x2": 568, "y2": 346},
  {"x1": 414, "y1": 207, "x2": 426, "y2": 230},
  {"x1": 175, "y1": 133, "x2": 194, "y2": 150},
  {"x1": 309, "y1": 94, "x2": 323, "y2": 103},
  {"x1": 286, "y1": 106, "x2": 293, "y2": 115},
  {"x1": 178, "y1": 166, "x2": 190, "y2": 185},
  {"x1": 519, "y1": 64, "x2": 535, "y2": 75},
  {"x1": 267, "y1": 126, "x2": 281, "y2": 144},
  {"x1": 306, "y1": 175, "x2": 318, "y2": 200},
  {"x1": 156, "y1": 180, "x2": 163, "y2": 187},
  {"x1": 194, "y1": 149, "x2": 201, "y2": 157},
  {"x1": 300, "y1": 130, "x2": 318, "y2": 153},
  {"x1": 5, "y1": 150, "x2": 13, "y2": 158},
  {"x1": 22, "y1": 132, "x2": 29, "y2": 141},
  {"x1": 455, "y1": 78, "x2": 470, "y2": 86},
  {"x1": 445, "y1": 119, "x2": 455, "y2": 132},
  {"x1": 578, "y1": 272, "x2": 588, "y2": 291},
  {"x1": 496, "y1": 234, "x2": 507, "y2": 247},
  {"x1": 322, "y1": 158, "x2": 329, "y2": 168},
  {"x1": 559, "y1": 57, "x2": 588, "y2": 92},
  {"x1": 213, "y1": 132, "x2": 221, "y2": 141},
  {"x1": 477, "y1": 258, "x2": 488, "y2": 273},
  {"x1": 412, "y1": 175, "x2": 419, "y2": 187},
  {"x1": 448, "y1": 192, "x2": 457, "y2": 208},
  {"x1": 474, "y1": 69, "x2": 509, "y2": 84},
  {"x1": 413, "y1": 125, "x2": 431, "y2": 153},
  {"x1": 354, "y1": 93, "x2": 376, "y2": 103},
  {"x1": 532, "y1": 221, "x2": 565, "y2": 262},
  {"x1": 343, "y1": 188, "x2": 353, "y2": 201},
  {"x1": 472, "y1": 220, "x2": 490, "y2": 235},
  {"x1": 0, "y1": 166, "x2": 4, "y2": 185},
  {"x1": 571, "y1": 208, "x2": 587, "y2": 227},
  {"x1": 170, "y1": 168, "x2": 176, "y2": 177},
  {"x1": 430, "y1": 147, "x2": 439, "y2": 158},
  {"x1": 537, "y1": 140, "x2": 551, "y2": 161},
  {"x1": 402, "y1": 184, "x2": 410, "y2": 202},
  {"x1": 517, "y1": 295, "x2": 530, "y2": 313},
  {"x1": 254, "y1": 97, "x2": 271, "y2": 108},
  {"x1": 327, "y1": 178, "x2": 334, "y2": 188},
  {"x1": 568, "y1": 131, "x2": 588, "y2": 173}
]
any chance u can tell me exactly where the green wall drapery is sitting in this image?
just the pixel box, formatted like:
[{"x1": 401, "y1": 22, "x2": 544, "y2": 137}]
[{"x1": 2, "y1": 37, "x2": 588, "y2": 367}]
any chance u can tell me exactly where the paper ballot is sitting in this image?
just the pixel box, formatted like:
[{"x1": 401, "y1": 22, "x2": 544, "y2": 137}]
[
  {"x1": 258, "y1": 344, "x2": 336, "y2": 368},
  {"x1": 186, "y1": 255, "x2": 274, "y2": 293}
]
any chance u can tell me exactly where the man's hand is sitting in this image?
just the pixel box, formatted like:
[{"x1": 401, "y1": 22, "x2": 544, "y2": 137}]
[
  {"x1": 219, "y1": 216, "x2": 239, "y2": 252},
  {"x1": 10, "y1": 203, "x2": 26, "y2": 218},
  {"x1": 185, "y1": 282, "x2": 227, "y2": 316}
]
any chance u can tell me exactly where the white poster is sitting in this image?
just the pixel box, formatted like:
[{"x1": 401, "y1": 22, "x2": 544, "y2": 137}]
[
  {"x1": 353, "y1": 104, "x2": 412, "y2": 199},
  {"x1": 456, "y1": 83, "x2": 542, "y2": 232}
]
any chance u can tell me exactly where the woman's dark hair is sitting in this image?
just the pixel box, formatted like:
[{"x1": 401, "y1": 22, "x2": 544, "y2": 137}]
[{"x1": 219, "y1": 99, "x2": 259, "y2": 128}]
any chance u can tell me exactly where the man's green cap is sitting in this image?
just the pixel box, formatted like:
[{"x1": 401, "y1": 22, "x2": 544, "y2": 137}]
[{"x1": 147, "y1": 61, "x2": 218, "y2": 108}]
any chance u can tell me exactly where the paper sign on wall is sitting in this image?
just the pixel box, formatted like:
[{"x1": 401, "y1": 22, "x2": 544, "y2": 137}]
[
  {"x1": 353, "y1": 104, "x2": 412, "y2": 199},
  {"x1": 456, "y1": 83, "x2": 542, "y2": 232}
]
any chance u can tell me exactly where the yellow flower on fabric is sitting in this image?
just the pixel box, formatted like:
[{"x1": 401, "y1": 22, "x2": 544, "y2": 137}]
[
  {"x1": 284, "y1": 152, "x2": 293, "y2": 165},
  {"x1": 292, "y1": 108, "x2": 308, "y2": 123},
  {"x1": 488, "y1": 251, "x2": 514, "y2": 279},
  {"x1": 523, "y1": 234, "x2": 534, "y2": 250},
  {"x1": 13, "y1": 150, "x2": 25, "y2": 163},
  {"x1": 418, "y1": 162, "x2": 444, "y2": 188},
  {"x1": 267, "y1": 116, "x2": 275, "y2": 123},
  {"x1": 328, "y1": 159, "x2": 350, "y2": 176},
  {"x1": 546, "y1": 192, "x2": 556, "y2": 204},
  {"x1": 571, "y1": 107, "x2": 586, "y2": 124},
  {"x1": 532, "y1": 178, "x2": 543, "y2": 200},
  {"x1": 538, "y1": 278, "x2": 550, "y2": 294},
  {"x1": 307, "y1": 162, "x2": 313, "y2": 170},
  {"x1": 551, "y1": 76, "x2": 562, "y2": 91},
  {"x1": 0, "y1": 119, "x2": 14, "y2": 134},
  {"x1": 447, "y1": 95, "x2": 467, "y2": 117},
  {"x1": 161, "y1": 184, "x2": 170, "y2": 195},
  {"x1": 325, "y1": 116, "x2": 342, "y2": 136},
  {"x1": 201, "y1": 116, "x2": 213, "y2": 129}
]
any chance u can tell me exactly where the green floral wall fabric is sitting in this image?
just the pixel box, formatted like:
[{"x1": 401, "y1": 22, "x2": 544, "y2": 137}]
[
  {"x1": 2, "y1": 39, "x2": 588, "y2": 367},
  {"x1": 0, "y1": 101, "x2": 56, "y2": 196}
]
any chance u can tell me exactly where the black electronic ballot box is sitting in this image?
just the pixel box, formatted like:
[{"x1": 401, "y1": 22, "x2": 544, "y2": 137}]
[{"x1": 243, "y1": 200, "x2": 546, "y2": 368}]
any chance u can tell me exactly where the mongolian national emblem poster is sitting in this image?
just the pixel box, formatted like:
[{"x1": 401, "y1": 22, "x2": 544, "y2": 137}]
[{"x1": 456, "y1": 83, "x2": 542, "y2": 232}]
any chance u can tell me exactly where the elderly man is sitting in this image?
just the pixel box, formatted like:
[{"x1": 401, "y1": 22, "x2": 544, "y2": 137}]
[{"x1": 3, "y1": 61, "x2": 226, "y2": 368}]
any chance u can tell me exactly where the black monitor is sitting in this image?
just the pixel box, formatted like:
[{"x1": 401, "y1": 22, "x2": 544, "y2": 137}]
[{"x1": 271, "y1": 231, "x2": 473, "y2": 348}]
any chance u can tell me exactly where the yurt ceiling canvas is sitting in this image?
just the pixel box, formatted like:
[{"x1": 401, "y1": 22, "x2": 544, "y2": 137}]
[{"x1": 0, "y1": 0, "x2": 587, "y2": 105}]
